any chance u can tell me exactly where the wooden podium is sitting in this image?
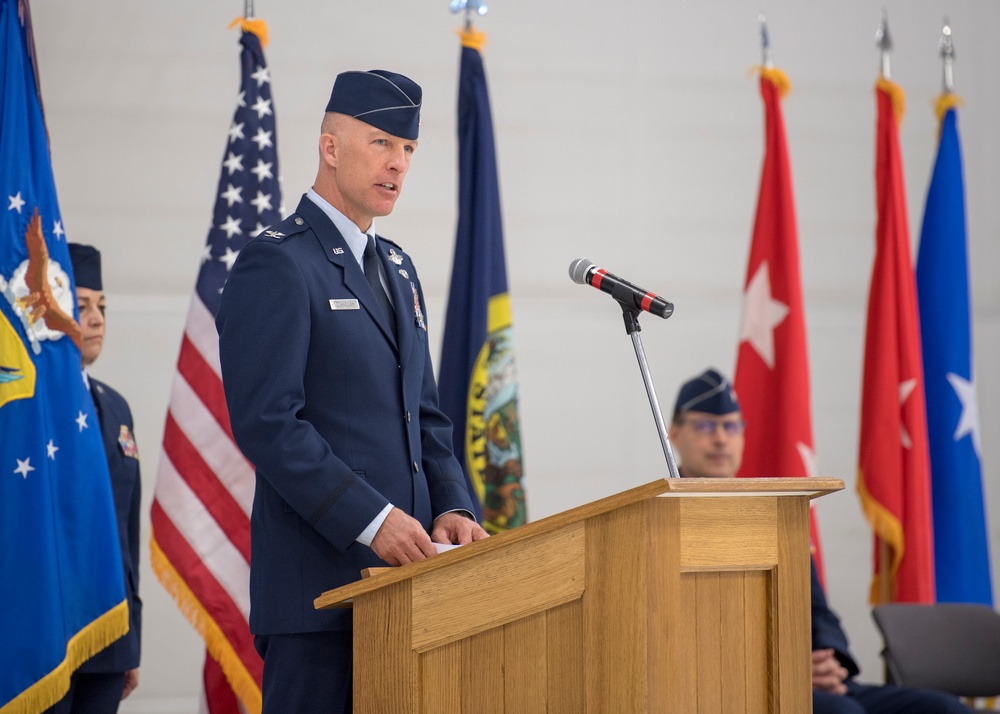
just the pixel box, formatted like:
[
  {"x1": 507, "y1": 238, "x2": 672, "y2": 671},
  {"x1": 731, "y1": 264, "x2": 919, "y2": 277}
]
[{"x1": 315, "y1": 477, "x2": 842, "y2": 713}]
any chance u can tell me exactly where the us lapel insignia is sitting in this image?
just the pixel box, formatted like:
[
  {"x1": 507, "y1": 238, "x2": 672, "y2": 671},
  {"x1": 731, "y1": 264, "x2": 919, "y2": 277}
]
[
  {"x1": 398, "y1": 268, "x2": 409, "y2": 279},
  {"x1": 118, "y1": 425, "x2": 140, "y2": 459},
  {"x1": 410, "y1": 282, "x2": 426, "y2": 331},
  {"x1": 332, "y1": 247, "x2": 345, "y2": 255},
  {"x1": 388, "y1": 248, "x2": 404, "y2": 265}
]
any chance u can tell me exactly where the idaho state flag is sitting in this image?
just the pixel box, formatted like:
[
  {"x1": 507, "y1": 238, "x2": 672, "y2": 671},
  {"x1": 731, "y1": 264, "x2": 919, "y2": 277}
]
[
  {"x1": 439, "y1": 28, "x2": 526, "y2": 534},
  {"x1": 734, "y1": 67, "x2": 825, "y2": 577},
  {"x1": 916, "y1": 97, "x2": 992, "y2": 605},
  {"x1": 0, "y1": 1, "x2": 127, "y2": 711},
  {"x1": 857, "y1": 78, "x2": 935, "y2": 604}
]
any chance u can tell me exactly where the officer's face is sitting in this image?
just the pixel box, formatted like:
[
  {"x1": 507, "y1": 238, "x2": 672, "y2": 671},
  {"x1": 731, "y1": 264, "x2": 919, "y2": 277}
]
[
  {"x1": 76, "y1": 286, "x2": 105, "y2": 367},
  {"x1": 324, "y1": 117, "x2": 416, "y2": 232},
  {"x1": 668, "y1": 410, "x2": 746, "y2": 478}
]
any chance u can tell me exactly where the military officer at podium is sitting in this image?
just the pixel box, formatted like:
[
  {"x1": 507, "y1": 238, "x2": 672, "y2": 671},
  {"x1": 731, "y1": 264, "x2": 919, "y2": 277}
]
[
  {"x1": 217, "y1": 69, "x2": 488, "y2": 714},
  {"x1": 669, "y1": 368, "x2": 969, "y2": 713}
]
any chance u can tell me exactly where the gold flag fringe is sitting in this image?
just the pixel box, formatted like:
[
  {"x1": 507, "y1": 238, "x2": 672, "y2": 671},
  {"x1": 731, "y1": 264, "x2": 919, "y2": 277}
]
[
  {"x1": 150, "y1": 536, "x2": 262, "y2": 714},
  {"x1": 228, "y1": 17, "x2": 270, "y2": 48},
  {"x1": 758, "y1": 66, "x2": 791, "y2": 99},
  {"x1": 934, "y1": 92, "x2": 963, "y2": 123},
  {"x1": 877, "y1": 77, "x2": 906, "y2": 124},
  {"x1": 0, "y1": 601, "x2": 128, "y2": 714},
  {"x1": 459, "y1": 27, "x2": 487, "y2": 51},
  {"x1": 856, "y1": 469, "x2": 905, "y2": 604}
]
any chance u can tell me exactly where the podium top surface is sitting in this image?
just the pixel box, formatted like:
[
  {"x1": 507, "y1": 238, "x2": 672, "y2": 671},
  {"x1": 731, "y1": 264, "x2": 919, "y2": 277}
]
[{"x1": 313, "y1": 477, "x2": 843, "y2": 610}]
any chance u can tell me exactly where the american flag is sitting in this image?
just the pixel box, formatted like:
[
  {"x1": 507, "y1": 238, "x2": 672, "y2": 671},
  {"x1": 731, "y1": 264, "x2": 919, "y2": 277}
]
[{"x1": 149, "y1": 22, "x2": 280, "y2": 714}]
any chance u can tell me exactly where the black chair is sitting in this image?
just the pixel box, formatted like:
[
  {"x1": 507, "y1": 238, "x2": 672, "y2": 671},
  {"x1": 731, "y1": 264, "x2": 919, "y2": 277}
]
[{"x1": 872, "y1": 603, "x2": 1000, "y2": 711}]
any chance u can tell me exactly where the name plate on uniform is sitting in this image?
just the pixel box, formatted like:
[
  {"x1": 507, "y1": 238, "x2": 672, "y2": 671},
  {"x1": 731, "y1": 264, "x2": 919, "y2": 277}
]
[{"x1": 329, "y1": 299, "x2": 360, "y2": 311}]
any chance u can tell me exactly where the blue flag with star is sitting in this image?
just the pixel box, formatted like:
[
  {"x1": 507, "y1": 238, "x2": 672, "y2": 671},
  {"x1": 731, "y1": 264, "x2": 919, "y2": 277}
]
[
  {"x1": 916, "y1": 101, "x2": 993, "y2": 605},
  {"x1": 0, "y1": 1, "x2": 128, "y2": 711},
  {"x1": 439, "y1": 30, "x2": 526, "y2": 533}
]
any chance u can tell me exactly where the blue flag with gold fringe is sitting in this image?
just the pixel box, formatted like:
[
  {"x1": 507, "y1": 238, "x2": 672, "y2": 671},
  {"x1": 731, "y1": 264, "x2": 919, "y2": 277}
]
[
  {"x1": 438, "y1": 28, "x2": 526, "y2": 533},
  {"x1": 916, "y1": 99, "x2": 993, "y2": 605},
  {"x1": 0, "y1": 1, "x2": 128, "y2": 711}
]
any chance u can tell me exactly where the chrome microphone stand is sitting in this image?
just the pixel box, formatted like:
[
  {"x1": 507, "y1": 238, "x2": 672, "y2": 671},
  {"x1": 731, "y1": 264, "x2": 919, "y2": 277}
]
[{"x1": 619, "y1": 304, "x2": 681, "y2": 479}]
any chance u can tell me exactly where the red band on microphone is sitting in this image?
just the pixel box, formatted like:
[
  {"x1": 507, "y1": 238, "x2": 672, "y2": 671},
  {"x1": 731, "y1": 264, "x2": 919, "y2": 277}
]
[
  {"x1": 641, "y1": 292, "x2": 654, "y2": 311},
  {"x1": 592, "y1": 269, "x2": 607, "y2": 290}
]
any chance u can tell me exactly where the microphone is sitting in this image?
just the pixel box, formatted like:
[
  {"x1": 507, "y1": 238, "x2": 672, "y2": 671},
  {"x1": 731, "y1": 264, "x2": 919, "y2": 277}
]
[{"x1": 569, "y1": 258, "x2": 674, "y2": 319}]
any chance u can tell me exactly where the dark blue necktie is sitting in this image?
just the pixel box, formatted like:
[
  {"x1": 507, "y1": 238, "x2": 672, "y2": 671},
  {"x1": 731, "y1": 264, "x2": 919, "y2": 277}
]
[{"x1": 364, "y1": 235, "x2": 396, "y2": 339}]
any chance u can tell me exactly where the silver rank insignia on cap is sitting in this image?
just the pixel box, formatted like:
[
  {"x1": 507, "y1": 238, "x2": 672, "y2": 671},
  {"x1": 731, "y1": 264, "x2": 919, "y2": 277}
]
[
  {"x1": 332, "y1": 247, "x2": 345, "y2": 254},
  {"x1": 398, "y1": 269, "x2": 409, "y2": 279},
  {"x1": 264, "y1": 230, "x2": 285, "y2": 239},
  {"x1": 388, "y1": 249, "x2": 404, "y2": 265}
]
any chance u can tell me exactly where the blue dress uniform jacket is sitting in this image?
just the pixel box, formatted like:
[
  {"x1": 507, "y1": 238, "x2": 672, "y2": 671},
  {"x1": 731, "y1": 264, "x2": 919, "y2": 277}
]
[
  {"x1": 810, "y1": 558, "x2": 861, "y2": 678},
  {"x1": 81, "y1": 377, "x2": 142, "y2": 673},
  {"x1": 216, "y1": 194, "x2": 475, "y2": 635}
]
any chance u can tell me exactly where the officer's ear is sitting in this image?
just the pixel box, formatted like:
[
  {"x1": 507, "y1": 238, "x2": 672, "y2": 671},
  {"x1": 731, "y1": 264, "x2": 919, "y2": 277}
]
[{"x1": 319, "y1": 132, "x2": 339, "y2": 169}]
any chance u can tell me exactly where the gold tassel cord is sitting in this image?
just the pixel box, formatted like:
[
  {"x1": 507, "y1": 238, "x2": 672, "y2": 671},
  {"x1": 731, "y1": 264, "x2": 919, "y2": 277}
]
[
  {"x1": 758, "y1": 66, "x2": 791, "y2": 99},
  {"x1": 228, "y1": 17, "x2": 270, "y2": 48},
  {"x1": 934, "y1": 92, "x2": 963, "y2": 123},
  {"x1": 459, "y1": 26, "x2": 487, "y2": 51},
  {"x1": 877, "y1": 77, "x2": 906, "y2": 124}
]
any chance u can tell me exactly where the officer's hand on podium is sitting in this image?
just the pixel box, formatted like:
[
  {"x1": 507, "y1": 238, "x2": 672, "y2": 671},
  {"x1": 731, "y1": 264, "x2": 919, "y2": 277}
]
[
  {"x1": 370, "y1": 508, "x2": 437, "y2": 566},
  {"x1": 431, "y1": 512, "x2": 489, "y2": 546}
]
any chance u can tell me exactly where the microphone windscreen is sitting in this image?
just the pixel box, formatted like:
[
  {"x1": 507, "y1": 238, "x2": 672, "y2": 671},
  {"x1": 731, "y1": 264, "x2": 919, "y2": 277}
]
[{"x1": 568, "y1": 258, "x2": 595, "y2": 285}]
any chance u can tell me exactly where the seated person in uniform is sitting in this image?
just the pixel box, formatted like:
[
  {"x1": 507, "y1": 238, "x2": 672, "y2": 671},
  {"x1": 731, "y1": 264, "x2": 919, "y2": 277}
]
[{"x1": 668, "y1": 368, "x2": 971, "y2": 714}]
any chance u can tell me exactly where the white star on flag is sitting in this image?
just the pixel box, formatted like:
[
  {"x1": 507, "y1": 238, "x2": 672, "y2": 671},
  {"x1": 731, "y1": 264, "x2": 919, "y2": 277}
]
[
  {"x1": 47, "y1": 440, "x2": 59, "y2": 459},
  {"x1": 53, "y1": 220, "x2": 65, "y2": 240},
  {"x1": 251, "y1": 66, "x2": 270, "y2": 86},
  {"x1": 796, "y1": 442, "x2": 818, "y2": 477},
  {"x1": 8, "y1": 191, "x2": 25, "y2": 213},
  {"x1": 219, "y1": 247, "x2": 240, "y2": 271},
  {"x1": 899, "y1": 378, "x2": 917, "y2": 448},
  {"x1": 201, "y1": 244, "x2": 213, "y2": 263},
  {"x1": 219, "y1": 215, "x2": 243, "y2": 239},
  {"x1": 220, "y1": 184, "x2": 244, "y2": 207},
  {"x1": 740, "y1": 261, "x2": 789, "y2": 369},
  {"x1": 228, "y1": 121, "x2": 245, "y2": 144},
  {"x1": 236, "y1": 90, "x2": 246, "y2": 108},
  {"x1": 15, "y1": 457, "x2": 35, "y2": 478},
  {"x1": 250, "y1": 191, "x2": 273, "y2": 215},
  {"x1": 946, "y1": 372, "x2": 981, "y2": 458},
  {"x1": 223, "y1": 152, "x2": 244, "y2": 176},
  {"x1": 76, "y1": 411, "x2": 88, "y2": 431},
  {"x1": 250, "y1": 159, "x2": 273, "y2": 182},
  {"x1": 252, "y1": 128, "x2": 273, "y2": 151},
  {"x1": 250, "y1": 96, "x2": 272, "y2": 119}
]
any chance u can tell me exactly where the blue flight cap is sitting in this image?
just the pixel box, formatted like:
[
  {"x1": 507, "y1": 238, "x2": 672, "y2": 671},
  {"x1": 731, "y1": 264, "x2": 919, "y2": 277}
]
[
  {"x1": 325, "y1": 69, "x2": 422, "y2": 140},
  {"x1": 674, "y1": 368, "x2": 741, "y2": 417},
  {"x1": 68, "y1": 243, "x2": 102, "y2": 291}
]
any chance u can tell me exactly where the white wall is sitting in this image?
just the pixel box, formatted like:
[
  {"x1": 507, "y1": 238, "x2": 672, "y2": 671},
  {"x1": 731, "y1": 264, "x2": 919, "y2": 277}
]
[{"x1": 29, "y1": 0, "x2": 1000, "y2": 710}]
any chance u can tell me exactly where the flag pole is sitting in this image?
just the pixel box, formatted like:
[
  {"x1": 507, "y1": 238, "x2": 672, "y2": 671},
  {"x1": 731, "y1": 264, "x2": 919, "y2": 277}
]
[
  {"x1": 244, "y1": 0, "x2": 255, "y2": 19},
  {"x1": 939, "y1": 19, "x2": 955, "y2": 94},
  {"x1": 758, "y1": 14, "x2": 773, "y2": 69},
  {"x1": 875, "y1": 9, "x2": 893, "y2": 605},
  {"x1": 875, "y1": 10, "x2": 892, "y2": 80}
]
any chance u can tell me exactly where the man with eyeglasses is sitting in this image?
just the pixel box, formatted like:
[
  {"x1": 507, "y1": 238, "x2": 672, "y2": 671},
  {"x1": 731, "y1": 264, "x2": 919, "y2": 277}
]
[{"x1": 669, "y1": 368, "x2": 970, "y2": 714}]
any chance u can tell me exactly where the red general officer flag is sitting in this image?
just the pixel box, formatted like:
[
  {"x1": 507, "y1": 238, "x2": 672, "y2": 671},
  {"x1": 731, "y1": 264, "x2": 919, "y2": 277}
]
[
  {"x1": 734, "y1": 67, "x2": 824, "y2": 577},
  {"x1": 857, "y1": 78, "x2": 935, "y2": 604}
]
